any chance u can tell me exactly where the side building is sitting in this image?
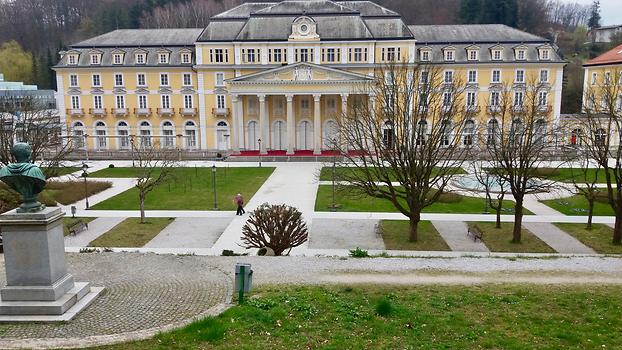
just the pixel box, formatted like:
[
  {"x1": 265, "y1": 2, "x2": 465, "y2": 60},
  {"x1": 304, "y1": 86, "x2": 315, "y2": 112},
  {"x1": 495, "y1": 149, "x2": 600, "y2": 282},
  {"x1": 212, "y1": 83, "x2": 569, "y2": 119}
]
[{"x1": 53, "y1": 0, "x2": 565, "y2": 156}]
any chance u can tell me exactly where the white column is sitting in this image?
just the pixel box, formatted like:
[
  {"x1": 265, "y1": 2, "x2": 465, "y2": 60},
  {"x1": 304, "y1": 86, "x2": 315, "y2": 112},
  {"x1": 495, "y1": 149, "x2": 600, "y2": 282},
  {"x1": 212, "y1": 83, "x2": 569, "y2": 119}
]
[
  {"x1": 313, "y1": 94, "x2": 322, "y2": 155},
  {"x1": 258, "y1": 94, "x2": 268, "y2": 155},
  {"x1": 237, "y1": 95, "x2": 245, "y2": 150},
  {"x1": 341, "y1": 93, "x2": 349, "y2": 152},
  {"x1": 230, "y1": 94, "x2": 240, "y2": 154},
  {"x1": 286, "y1": 94, "x2": 295, "y2": 155},
  {"x1": 55, "y1": 75, "x2": 67, "y2": 142},
  {"x1": 553, "y1": 68, "x2": 564, "y2": 126}
]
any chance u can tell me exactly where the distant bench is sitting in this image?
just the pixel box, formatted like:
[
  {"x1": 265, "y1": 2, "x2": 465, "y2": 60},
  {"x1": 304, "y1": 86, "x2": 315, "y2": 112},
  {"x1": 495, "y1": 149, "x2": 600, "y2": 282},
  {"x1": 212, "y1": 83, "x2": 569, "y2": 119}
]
[
  {"x1": 68, "y1": 220, "x2": 89, "y2": 236},
  {"x1": 467, "y1": 225, "x2": 483, "y2": 242}
]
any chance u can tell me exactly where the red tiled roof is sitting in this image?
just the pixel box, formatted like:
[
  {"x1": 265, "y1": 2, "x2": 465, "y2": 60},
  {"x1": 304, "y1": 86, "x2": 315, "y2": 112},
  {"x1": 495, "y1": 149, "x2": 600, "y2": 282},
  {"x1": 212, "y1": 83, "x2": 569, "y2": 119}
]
[{"x1": 584, "y1": 44, "x2": 622, "y2": 66}]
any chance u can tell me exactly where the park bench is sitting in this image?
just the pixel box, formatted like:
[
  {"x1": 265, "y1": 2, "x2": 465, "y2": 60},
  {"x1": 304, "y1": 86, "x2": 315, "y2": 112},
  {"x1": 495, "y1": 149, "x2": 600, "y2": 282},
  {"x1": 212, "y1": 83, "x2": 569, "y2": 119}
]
[
  {"x1": 467, "y1": 225, "x2": 483, "y2": 242},
  {"x1": 68, "y1": 220, "x2": 89, "y2": 236}
]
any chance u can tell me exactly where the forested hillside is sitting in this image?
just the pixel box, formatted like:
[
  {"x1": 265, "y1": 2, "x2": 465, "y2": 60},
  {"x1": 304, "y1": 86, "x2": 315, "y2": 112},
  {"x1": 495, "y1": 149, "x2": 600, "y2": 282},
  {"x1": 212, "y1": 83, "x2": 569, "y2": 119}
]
[{"x1": 0, "y1": 0, "x2": 615, "y2": 113}]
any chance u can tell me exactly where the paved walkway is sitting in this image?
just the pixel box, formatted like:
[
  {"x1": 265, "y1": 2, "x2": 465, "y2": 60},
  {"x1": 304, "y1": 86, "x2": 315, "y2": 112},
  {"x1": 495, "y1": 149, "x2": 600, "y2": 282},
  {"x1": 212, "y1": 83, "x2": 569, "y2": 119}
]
[
  {"x1": 65, "y1": 217, "x2": 125, "y2": 247},
  {"x1": 211, "y1": 163, "x2": 322, "y2": 253},
  {"x1": 523, "y1": 222, "x2": 596, "y2": 254},
  {"x1": 432, "y1": 221, "x2": 489, "y2": 252},
  {"x1": 144, "y1": 217, "x2": 232, "y2": 248},
  {"x1": 308, "y1": 219, "x2": 384, "y2": 250}
]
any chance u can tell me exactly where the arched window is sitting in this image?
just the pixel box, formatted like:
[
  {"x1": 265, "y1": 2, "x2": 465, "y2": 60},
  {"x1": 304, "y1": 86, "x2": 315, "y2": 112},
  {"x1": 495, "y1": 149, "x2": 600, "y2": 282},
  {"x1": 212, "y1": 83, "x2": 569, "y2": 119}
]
[
  {"x1": 463, "y1": 120, "x2": 475, "y2": 147},
  {"x1": 161, "y1": 121, "x2": 175, "y2": 148},
  {"x1": 382, "y1": 120, "x2": 394, "y2": 149},
  {"x1": 184, "y1": 120, "x2": 197, "y2": 149},
  {"x1": 117, "y1": 121, "x2": 130, "y2": 150},
  {"x1": 595, "y1": 128, "x2": 607, "y2": 146},
  {"x1": 139, "y1": 121, "x2": 152, "y2": 148},
  {"x1": 487, "y1": 119, "x2": 499, "y2": 146},
  {"x1": 72, "y1": 121, "x2": 85, "y2": 149},
  {"x1": 94, "y1": 121, "x2": 107, "y2": 149},
  {"x1": 216, "y1": 120, "x2": 230, "y2": 150}
]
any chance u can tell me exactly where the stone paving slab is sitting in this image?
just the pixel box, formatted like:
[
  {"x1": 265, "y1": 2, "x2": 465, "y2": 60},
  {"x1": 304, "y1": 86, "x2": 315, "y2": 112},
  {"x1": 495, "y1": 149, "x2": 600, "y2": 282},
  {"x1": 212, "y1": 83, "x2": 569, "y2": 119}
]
[
  {"x1": 308, "y1": 219, "x2": 385, "y2": 250},
  {"x1": 523, "y1": 222, "x2": 596, "y2": 254},
  {"x1": 432, "y1": 221, "x2": 489, "y2": 252},
  {"x1": 144, "y1": 217, "x2": 232, "y2": 248},
  {"x1": 64, "y1": 217, "x2": 126, "y2": 247}
]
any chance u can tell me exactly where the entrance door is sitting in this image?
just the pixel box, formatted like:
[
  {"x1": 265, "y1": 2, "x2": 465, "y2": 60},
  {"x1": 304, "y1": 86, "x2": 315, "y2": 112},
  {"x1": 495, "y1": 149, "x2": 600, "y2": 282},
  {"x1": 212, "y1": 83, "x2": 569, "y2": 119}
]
[
  {"x1": 323, "y1": 120, "x2": 339, "y2": 149},
  {"x1": 297, "y1": 120, "x2": 313, "y2": 150},
  {"x1": 216, "y1": 121, "x2": 230, "y2": 150},
  {"x1": 272, "y1": 120, "x2": 286, "y2": 150},
  {"x1": 247, "y1": 121, "x2": 258, "y2": 150}
]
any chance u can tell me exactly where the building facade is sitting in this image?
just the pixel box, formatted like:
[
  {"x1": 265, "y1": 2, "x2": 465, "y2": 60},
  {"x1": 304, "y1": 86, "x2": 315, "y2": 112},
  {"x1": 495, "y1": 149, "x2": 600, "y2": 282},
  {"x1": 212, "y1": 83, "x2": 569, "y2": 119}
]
[{"x1": 54, "y1": 0, "x2": 564, "y2": 155}]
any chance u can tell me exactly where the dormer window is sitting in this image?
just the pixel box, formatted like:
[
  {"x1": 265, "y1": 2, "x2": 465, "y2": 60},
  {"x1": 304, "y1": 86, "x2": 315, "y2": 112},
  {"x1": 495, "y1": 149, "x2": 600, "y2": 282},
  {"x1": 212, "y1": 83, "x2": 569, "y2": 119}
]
[
  {"x1": 135, "y1": 53, "x2": 146, "y2": 64},
  {"x1": 444, "y1": 50, "x2": 455, "y2": 61},
  {"x1": 90, "y1": 54, "x2": 101, "y2": 65},
  {"x1": 158, "y1": 53, "x2": 169, "y2": 64},
  {"x1": 540, "y1": 49, "x2": 550, "y2": 60},
  {"x1": 113, "y1": 54, "x2": 123, "y2": 65},
  {"x1": 516, "y1": 49, "x2": 527, "y2": 61},
  {"x1": 492, "y1": 49, "x2": 503, "y2": 61},
  {"x1": 181, "y1": 52, "x2": 191, "y2": 64},
  {"x1": 68, "y1": 54, "x2": 78, "y2": 65},
  {"x1": 289, "y1": 16, "x2": 319, "y2": 41},
  {"x1": 420, "y1": 50, "x2": 431, "y2": 62},
  {"x1": 467, "y1": 49, "x2": 479, "y2": 61}
]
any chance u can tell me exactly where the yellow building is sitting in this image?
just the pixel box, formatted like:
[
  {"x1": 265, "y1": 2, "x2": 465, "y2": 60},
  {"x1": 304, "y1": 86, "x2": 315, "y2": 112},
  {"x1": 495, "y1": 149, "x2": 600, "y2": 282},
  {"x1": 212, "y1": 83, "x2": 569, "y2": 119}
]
[{"x1": 54, "y1": 0, "x2": 565, "y2": 156}]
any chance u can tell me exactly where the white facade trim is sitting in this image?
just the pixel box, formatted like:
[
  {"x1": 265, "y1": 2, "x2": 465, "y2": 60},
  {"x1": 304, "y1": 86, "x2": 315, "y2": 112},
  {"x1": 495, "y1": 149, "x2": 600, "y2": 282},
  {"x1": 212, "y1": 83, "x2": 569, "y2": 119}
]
[{"x1": 197, "y1": 72, "x2": 208, "y2": 149}]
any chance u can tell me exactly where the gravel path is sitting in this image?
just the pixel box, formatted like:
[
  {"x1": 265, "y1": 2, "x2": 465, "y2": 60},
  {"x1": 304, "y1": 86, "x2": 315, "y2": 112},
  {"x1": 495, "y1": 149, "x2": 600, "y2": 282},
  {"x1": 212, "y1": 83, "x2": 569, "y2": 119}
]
[{"x1": 308, "y1": 219, "x2": 384, "y2": 250}]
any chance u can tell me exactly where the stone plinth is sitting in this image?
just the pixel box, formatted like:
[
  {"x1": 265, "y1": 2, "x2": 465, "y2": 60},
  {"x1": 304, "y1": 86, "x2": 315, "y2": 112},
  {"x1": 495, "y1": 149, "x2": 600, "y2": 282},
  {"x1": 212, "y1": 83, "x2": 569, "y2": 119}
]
[{"x1": 0, "y1": 207, "x2": 103, "y2": 322}]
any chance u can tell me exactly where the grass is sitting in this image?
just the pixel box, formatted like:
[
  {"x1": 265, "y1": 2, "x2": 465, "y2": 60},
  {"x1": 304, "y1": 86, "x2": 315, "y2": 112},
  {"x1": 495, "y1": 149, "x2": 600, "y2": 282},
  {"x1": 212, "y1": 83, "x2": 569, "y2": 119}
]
[
  {"x1": 92, "y1": 284, "x2": 622, "y2": 350},
  {"x1": 532, "y1": 167, "x2": 613, "y2": 183},
  {"x1": 554, "y1": 223, "x2": 622, "y2": 254},
  {"x1": 315, "y1": 185, "x2": 531, "y2": 214},
  {"x1": 88, "y1": 217, "x2": 173, "y2": 247},
  {"x1": 42, "y1": 166, "x2": 81, "y2": 178},
  {"x1": 318, "y1": 166, "x2": 466, "y2": 181},
  {"x1": 541, "y1": 195, "x2": 614, "y2": 216},
  {"x1": 63, "y1": 217, "x2": 96, "y2": 236},
  {"x1": 380, "y1": 220, "x2": 450, "y2": 251},
  {"x1": 469, "y1": 222, "x2": 555, "y2": 253},
  {"x1": 91, "y1": 167, "x2": 274, "y2": 211}
]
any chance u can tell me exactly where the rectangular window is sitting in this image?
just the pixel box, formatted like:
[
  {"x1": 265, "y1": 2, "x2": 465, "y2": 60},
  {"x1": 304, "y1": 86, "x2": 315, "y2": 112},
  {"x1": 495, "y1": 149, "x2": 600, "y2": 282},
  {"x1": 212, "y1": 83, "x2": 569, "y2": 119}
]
[
  {"x1": 243, "y1": 48, "x2": 258, "y2": 63},
  {"x1": 467, "y1": 92, "x2": 477, "y2": 106},
  {"x1": 138, "y1": 95, "x2": 148, "y2": 109},
  {"x1": 444, "y1": 50, "x2": 454, "y2": 61},
  {"x1": 420, "y1": 71, "x2": 429, "y2": 84},
  {"x1": 216, "y1": 95, "x2": 226, "y2": 109},
  {"x1": 444, "y1": 71, "x2": 453, "y2": 84},
  {"x1": 421, "y1": 51, "x2": 430, "y2": 61},
  {"x1": 215, "y1": 72, "x2": 224, "y2": 86},
  {"x1": 90, "y1": 54, "x2": 100, "y2": 65},
  {"x1": 114, "y1": 73, "x2": 124, "y2": 87},
  {"x1": 270, "y1": 48, "x2": 284, "y2": 63},
  {"x1": 161, "y1": 95, "x2": 170, "y2": 109},
  {"x1": 212, "y1": 48, "x2": 226, "y2": 63},
  {"x1": 158, "y1": 53, "x2": 169, "y2": 64},
  {"x1": 71, "y1": 96, "x2": 80, "y2": 109},
  {"x1": 515, "y1": 70, "x2": 525, "y2": 83},
  {"x1": 353, "y1": 48, "x2": 363, "y2": 62},
  {"x1": 93, "y1": 95, "x2": 102, "y2": 109},
  {"x1": 490, "y1": 92, "x2": 500, "y2": 106},
  {"x1": 468, "y1": 50, "x2": 478, "y2": 61},
  {"x1": 68, "y1": 55, "x2": 77, "y2": 65},
  {"x1": 492, "y1": 50, "x2": 502, "y2": 60},
  {"x1": 468, "y1": 70, "x2": 477, "y2": 83},
  {"x1": 137, "y1": 73, "x2": 146, "y2": 87},
  {"x1": 592, "y1": 72, "x2": 597, "y2": 85},
  {"x1": 136, "y1": 53, "x2": 146, "y2": 64},
  {"x1": 183, "y1": 73, "x2": 193, "y2": 86},
  {"x1": 160, "y1": 73, "x2": 169, "y2": 86},
  {"x1": 443, "y1": 92, "x2": 452, "y2": 107},
  {"x1": 514, "y1": 91, "x2": 524, "y2": 106},
  {"x1": 296, "y1": 48, "x2": 310, "y2": 62},
  {"x1": 541, "y1": 50, "x2": 550, "y2": 60},
  {"x1": 115, "y1": 95, "x2": 125, "y2": 109},
  {"x1": 113, "y1": 54, "x2": 123, "y2": 65},
  {"x1": 540, "y1": 69, "x2": 549, "y2": 83},
  {"x1": 492, "y1": 70, "x2": 501, "y2": 83},
  {"x1": 386, "y1": 47, "x2": 398, "y2": 61},
  {"x1": 605, "y1": 72, "x2": 611, "y2": 84},
  {"x1": 184, "y1": 95, "x2": 193, "y2": 109},
  {"x1": 92, "y1": 74, "x2": 101, "y2": 87},
  {"x1": 69, "y1": 74, "x2": 78, "y2": 87},
  {"x1": 324, "y1": 48, "x2": 337, "y2": 62},
  {"x1": 181, "y1": 53, "x2": 191, "y2": 64},
  {"x1": 517, "y1": 50, "x2": 526, "y2": 60},
  {"x1": 538, "y1": 91, "x2": 548, "y2": 106}
]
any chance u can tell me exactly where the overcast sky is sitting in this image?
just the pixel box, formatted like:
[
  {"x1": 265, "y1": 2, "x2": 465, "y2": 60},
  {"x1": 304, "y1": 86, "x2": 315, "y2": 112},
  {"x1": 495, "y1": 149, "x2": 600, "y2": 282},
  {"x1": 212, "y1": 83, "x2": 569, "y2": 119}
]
[{"x1": 561, "y1": 0, "x2": 622, "y2": 26}]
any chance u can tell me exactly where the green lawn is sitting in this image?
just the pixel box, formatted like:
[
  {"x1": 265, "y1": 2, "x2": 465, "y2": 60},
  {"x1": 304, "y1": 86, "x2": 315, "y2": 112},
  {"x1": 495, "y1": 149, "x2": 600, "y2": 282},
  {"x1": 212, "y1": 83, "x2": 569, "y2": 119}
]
[
  {"x1": 318, "y1": 166, "x2": 466, "y2": 181},
  {"x1": 91, "y1": 167, "x2": 274, "y2": 211},
  {"x1": 63, "y1": 217, "x2": 96, "y2": 236},
  {"x1": 315, "y1": 185, "x2": 530, "y2": 214},
  {"x1": 379, "y1": 220, "x2": 450, "y2": 251},
  {"x1": 468, "y1": 222, "x2": 555, "y2": 253},
  {"x1": 43, "y1": 167, "x2": 81, "y2": 178},
  {"x1": 541, "y1": 195, "x2": 614, "y2": 216},
  {"x1": 88, "y1": 217, "x2": 173, "y2": 247},
  {"x1": 534, "y1": 168, "x2": 613, "y2": 183},
  {"x1": 93, "y1": 284, "x2": 622, "y2": 350},
  {"x1": 554, "y1": 223, "x2": 622, "y2": 254}
]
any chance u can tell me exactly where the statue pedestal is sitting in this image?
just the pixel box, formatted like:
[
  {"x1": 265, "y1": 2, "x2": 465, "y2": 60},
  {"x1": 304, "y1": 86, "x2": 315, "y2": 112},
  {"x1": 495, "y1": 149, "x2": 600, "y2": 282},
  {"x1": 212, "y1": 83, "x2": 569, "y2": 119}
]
[{"x1": 0, "y1": 207, "x2": 103, "y2": 322}]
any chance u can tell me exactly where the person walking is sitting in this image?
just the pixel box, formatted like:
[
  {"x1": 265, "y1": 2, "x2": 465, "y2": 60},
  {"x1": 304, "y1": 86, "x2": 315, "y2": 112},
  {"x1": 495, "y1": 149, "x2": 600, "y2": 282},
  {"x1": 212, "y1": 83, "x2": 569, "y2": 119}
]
[{"x1": 234, "y1": 193, "x2": 245, "y2": 216}]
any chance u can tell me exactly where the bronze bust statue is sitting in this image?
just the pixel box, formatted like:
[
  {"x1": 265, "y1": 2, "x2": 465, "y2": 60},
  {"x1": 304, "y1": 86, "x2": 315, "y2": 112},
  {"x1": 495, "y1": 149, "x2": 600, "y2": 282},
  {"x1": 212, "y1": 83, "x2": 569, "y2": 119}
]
[{"x1": 0, "y1": 143, "x2": 47, "y2": 213}]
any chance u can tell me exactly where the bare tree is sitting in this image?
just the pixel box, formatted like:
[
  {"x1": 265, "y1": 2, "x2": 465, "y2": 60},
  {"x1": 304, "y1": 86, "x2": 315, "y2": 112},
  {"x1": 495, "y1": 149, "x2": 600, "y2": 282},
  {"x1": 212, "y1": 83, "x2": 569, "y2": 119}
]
[
  {"x1": 472, "y1": 161, "x2": 508, "y2": 229},
  {"x1": 131, "y1": 136, "x2": 178, "y2": 224},
  {"x1": 241, "y1": 203, "x2": 308, "y2": 256},
  {"x1": 0, "y1": 96, "x2": 72, "y2": 177},
  {"x1": 334, "y1": 63, "x2": 473, "y2": 242},
  {"x1": 484, "y1": 78, "x2": 560, "y2": 243},
  {"x1": 139, "y1": 0, "x2": 243, "y2": 29},
  {"x1": 579, "y1": 71, "x2": 622, "y2": 244}
]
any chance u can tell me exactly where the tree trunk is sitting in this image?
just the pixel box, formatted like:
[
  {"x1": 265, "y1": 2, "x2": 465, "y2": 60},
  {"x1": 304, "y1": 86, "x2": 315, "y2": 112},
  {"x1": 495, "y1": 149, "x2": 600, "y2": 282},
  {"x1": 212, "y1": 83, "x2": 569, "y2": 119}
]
[
  {"x1": 409, "y1": 211, "x2": 421, "y2": 242},
  {"x1": 614, "y1": 210, "x2": 622, "y2": 245},
  {"x1": 587, "y1": 198, "x2": 594, "y2": 230},
  {"x1": 139, "y1": 192, "x2": 146, "y2": 224},
  {"x1": 495, "y1": 207, "x2": 502, "y2": 229},
  {"x1": 512, "y1": 200, "x2": 523, "y2": 243}
]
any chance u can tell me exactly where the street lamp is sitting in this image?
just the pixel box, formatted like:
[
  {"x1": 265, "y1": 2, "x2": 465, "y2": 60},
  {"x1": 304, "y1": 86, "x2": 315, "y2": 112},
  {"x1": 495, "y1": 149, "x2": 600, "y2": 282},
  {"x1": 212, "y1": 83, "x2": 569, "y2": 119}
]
[
  {"x1": 81, "y1": 163, "x2": 89, "y2": 209},
  {"x1": 257, "y1": 138, "x2": 262, "y2": 168},
  {"x1": 212, "y1": 165, "x2": 218, "y2": 210}
]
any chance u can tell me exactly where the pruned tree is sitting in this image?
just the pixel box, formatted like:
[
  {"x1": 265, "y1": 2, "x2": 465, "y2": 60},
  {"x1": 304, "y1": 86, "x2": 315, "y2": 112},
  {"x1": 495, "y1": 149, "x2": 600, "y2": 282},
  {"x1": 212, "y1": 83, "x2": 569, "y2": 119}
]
[
  {"x1": 578, "y1": 70, "x2": 622, "y2": 243},
  {"x1": 0, "y1": 95, "x2": 72, "y2": 177},
  {"x1": 570, "y1": 156, "x2": 601, "y2": 229},
  {"x1": 484, "y1": 78, "x2": 560, "y2": 243},
  {"x1": 472, "y1": 161, "x2": 508, "y2": 228},
  {"x1": 131, "y1": 136, "x2": 178, "y2": 224},
  {"x1": 333, "y1": 63, "x2": 474, "y2": 242},
  {"x1": 241, "y1": 203, "x2": 308, "y2": 256}
]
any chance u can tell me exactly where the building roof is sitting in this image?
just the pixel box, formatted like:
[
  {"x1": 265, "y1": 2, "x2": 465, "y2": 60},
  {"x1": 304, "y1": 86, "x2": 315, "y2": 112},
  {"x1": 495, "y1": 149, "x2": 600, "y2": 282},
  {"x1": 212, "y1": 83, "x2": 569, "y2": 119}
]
[
  {"x1": 408, "y1": 24, "x2": 546, "y2": 44},
  {"x1": 199, "y1": 0, "x2": 412, "y2": 42},
  {"x1": 71, "y1": 29, "x2": 204, "y2": 48},
  {"x1": 584, "y1": 44, "x2": 622, "y2": 67}
]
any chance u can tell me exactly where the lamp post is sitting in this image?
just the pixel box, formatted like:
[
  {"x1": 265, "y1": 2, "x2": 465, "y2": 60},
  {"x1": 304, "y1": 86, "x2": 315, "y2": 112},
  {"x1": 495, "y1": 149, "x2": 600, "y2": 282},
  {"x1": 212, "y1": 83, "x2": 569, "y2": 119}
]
[
  {"x1": 257, "y1": 138, "x2": 262, "y2": 167},
  {"x1": 81, "y1": 163, "x2": 89, "y2": 209},
  {"x1": 212, "y1": 164, "x2": 218, "y2": 210}
]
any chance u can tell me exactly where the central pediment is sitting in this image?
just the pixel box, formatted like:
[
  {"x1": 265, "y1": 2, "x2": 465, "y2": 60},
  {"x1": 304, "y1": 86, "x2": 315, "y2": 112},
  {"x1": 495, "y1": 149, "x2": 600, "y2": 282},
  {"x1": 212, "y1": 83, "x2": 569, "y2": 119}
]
[{"x1": 228, "y1": 62, "x2": 373, "y2": 84}]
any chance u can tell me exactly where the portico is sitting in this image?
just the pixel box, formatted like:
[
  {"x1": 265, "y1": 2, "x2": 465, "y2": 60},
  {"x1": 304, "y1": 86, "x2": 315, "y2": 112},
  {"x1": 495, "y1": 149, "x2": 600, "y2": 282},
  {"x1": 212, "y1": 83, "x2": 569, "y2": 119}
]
[{"x1": 227, "y1": 62, "x2": 372, "y2": 155}]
